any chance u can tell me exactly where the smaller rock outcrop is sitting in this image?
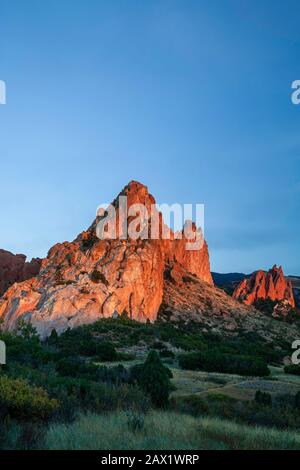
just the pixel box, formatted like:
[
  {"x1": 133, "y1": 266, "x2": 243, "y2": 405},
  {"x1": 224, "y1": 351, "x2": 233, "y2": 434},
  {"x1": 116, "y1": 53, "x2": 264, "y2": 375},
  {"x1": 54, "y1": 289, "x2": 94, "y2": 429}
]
[
  {"x1": 0, "y1": 249, "x2": 42, "y2": 296},
  {"x1": 233, "y1": 265, "x2": 295, "y2": 308}
]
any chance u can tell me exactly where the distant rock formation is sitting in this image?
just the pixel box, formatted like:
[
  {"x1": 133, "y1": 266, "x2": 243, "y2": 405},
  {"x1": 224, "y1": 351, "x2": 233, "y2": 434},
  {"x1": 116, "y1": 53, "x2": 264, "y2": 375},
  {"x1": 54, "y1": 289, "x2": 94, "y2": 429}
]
[
  {"x1": 0, "y1": 181, "x2": 218, "y2": 336},
  {"x1": 0, "y1": 250, "x2": 41, "y2": 296},
  {"x1": 233, "y1": 265, "x2": 295, "y2": 308}
]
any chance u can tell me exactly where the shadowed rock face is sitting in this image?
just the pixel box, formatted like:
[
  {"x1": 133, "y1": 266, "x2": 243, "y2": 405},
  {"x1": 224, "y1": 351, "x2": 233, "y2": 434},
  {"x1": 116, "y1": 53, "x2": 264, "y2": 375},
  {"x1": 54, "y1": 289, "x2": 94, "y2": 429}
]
[
  {"x1": 0, "y1": 181, "x2": 216, "y2": 336},
  {"x1": 233, "y1": 265, "x2": 295, "y2": 308},
  {"x1": 0, "y1": 250, "x2": 41, "y2": 296}
]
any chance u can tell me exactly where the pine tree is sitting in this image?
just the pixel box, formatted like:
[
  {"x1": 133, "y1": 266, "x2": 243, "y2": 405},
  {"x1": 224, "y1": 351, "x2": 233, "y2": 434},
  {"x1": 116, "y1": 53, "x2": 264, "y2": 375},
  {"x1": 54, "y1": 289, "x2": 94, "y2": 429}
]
[{"x1": 138, "y1": 350, "x2": 172, "y2": 408}]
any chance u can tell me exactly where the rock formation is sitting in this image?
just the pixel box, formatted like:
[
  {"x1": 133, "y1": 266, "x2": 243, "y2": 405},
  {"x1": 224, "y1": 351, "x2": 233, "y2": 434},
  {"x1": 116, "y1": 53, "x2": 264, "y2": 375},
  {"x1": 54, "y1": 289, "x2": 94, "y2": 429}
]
[
  {"x1": 233, "y1": 265, "x2": 295, "y2": 308},
  {"x1": 0, "y1": 181, "x2": 253, "y2": 337},
  {"x1": 0, "y1": 250, "x2": 41, "y2": 296}
]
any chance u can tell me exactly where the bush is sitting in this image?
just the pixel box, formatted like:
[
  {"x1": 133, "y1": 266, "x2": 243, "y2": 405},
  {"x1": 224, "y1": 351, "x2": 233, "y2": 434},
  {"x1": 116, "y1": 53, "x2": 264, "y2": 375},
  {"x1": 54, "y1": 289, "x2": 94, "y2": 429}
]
[
  {"x1": 295, "y1": 391, "x2": 300, "y2": 409},
  {"x1": 94, "y1": 342, "x2": 118, "y2": 361},
  {"x1": 171, "y1": 395, "x2": 209, "y2": 417},
  {"x1": 90, "y1": 269, "x2": 109, "y2": 286},
  {"x1": 159, "y1": 349, "x2": 175, "y2": 358},
  {"x1": 132, "y1": 351, "x2": 173, "y2": 408},
  {"x1": 0, "y1": 376, "x2": 59, "y2": 421},
  {"x1": 178, "y1": 350, "x2": 270, "y2": 377},
  {"x1": 284, "y1": 364, "x2": 300, "y2": 376},
  {"x1": 255, "y1": 390, "x2": 272, "y2": 407},
  {"x1": 253, "y1": 299, "x2": 277, "y2": 315},
  {"x1": 56, "y1": 357, "x2": 98, "y2": 378},
  {"x1": 96, "y1": 365, "x2": 129, "y2": 384}
]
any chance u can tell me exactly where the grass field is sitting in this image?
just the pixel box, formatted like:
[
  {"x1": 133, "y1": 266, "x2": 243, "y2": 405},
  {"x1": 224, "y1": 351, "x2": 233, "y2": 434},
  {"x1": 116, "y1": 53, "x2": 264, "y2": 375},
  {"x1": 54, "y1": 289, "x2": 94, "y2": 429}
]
[
  {"x1": 171, "y1": 365, "x2": 300, "y2": 401},
  {"x1": 97, "y1": 359, "x2": 300, "y2": 401},
  {"x1": 45, "y1": 410, "x2": 300, "y2": 450}
]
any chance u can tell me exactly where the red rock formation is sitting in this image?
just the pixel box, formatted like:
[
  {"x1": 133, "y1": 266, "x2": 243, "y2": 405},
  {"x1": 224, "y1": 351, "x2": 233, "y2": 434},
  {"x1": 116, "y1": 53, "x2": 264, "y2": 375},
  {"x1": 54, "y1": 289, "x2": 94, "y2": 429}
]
[
  {"x1": 0, "y1": 181, "x2": 214, "y2": 336},
  {"x1": 233, "y1": 265, "x2": 295, "y2": 308},
  {"x1": 0, "y1": 250, "x2": 41, "y2": 296}
]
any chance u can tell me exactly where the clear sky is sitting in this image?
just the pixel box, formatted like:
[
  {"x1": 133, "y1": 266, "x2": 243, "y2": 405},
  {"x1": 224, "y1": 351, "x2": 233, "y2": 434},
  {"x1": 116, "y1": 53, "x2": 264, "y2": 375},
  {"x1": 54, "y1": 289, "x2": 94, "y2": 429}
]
[{"x1": 0, "y1": 0, "x2": 299, "y2": 274}]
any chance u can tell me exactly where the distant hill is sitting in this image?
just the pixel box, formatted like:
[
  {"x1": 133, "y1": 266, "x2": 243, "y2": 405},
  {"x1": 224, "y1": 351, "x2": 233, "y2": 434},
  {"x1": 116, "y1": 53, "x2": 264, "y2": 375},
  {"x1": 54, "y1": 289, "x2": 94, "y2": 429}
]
[{"x1": 212, "y1": 272, "x2": 248, "y2": 295}]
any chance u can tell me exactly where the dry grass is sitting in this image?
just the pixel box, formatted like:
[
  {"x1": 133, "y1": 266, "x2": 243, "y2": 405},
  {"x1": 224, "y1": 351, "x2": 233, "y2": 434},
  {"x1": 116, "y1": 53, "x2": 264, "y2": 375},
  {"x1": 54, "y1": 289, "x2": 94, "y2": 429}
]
[
  {"x1": 45, "y1": 411, "x2": 300, "y2": 450},
  {"x1": 171, "y1": 366, "x2": 300, "y2": 401}
]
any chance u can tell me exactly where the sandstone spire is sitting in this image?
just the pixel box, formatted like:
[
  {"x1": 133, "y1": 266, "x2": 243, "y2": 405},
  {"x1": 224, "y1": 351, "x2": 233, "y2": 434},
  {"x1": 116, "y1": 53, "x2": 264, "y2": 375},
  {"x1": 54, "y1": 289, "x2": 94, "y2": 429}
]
[
  {"x1": 0, "y1": 181, "x2": 213, "y2": 336},
  {"x1": 233, "y1": 265, "x2": 295, "y2": 308}
]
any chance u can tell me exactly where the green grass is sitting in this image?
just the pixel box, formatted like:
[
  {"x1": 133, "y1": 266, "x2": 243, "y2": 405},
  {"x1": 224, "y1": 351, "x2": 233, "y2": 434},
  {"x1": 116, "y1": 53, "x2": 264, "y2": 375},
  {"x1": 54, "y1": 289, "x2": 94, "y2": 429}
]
[{"x1": 45, "y1": 411, "x2": 300, "y2": 450}]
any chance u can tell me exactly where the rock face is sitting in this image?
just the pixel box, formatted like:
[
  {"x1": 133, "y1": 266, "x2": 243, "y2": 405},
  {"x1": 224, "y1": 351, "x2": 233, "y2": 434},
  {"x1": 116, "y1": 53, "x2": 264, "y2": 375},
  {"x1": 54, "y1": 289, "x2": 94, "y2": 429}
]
[
  {"x1": 0, "y1": 181, "x2": 216, "y2": 336},
  {"x1": 0, "y1": 250, "x2": 41, "y2": 296},
  {"x1": 233, "y1": 265, "x2": 295, "y2": 308},
  {"x1": 161, "y1": 263, "x2": 254, "y2": 326}
]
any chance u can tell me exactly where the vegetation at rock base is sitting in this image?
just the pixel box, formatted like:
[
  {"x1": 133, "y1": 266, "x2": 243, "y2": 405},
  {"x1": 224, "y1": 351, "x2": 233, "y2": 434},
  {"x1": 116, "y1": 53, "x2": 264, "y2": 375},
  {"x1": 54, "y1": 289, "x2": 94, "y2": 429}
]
[{"x1": 0, "y1": 315, "x2": 300, "y2": 449}]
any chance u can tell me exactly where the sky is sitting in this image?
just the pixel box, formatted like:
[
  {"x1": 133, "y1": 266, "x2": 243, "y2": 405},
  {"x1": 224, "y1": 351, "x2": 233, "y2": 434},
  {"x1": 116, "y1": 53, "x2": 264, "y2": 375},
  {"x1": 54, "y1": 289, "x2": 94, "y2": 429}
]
[{"x1": 0, "y1": 0, "x2": 299, "y2": 274}]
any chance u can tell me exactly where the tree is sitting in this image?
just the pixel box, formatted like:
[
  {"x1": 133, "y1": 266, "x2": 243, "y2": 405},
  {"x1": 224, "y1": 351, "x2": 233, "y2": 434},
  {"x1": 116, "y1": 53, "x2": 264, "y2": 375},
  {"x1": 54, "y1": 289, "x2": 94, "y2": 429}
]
[
  {"x1": 254, "y1": 390, "x2": 272, "y2": 407},
  {"x1": 17, "y1": 320, "x2": 38, "y2": 340},
  {"x1": 137, "y1": 350, "x2": 172, "y2": 408},
  {"x1": 48, "y1": 328, "x2": 58, "y2": 345}
]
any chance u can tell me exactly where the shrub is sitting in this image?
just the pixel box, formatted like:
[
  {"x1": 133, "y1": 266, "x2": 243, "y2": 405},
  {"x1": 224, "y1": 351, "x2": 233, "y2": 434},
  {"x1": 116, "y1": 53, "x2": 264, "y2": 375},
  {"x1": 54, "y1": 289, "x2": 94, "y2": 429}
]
[
  {"x1": 255, "y1": 390, "x2": 272, "y2": 407},
  {"x1": 56, "y1": 357, "x2": 98, "y2": 378},
  {"x1": 94, "y1": 341, "x2": 118, "y2": 361},
  {"x1": 253, "y1": 298, "x2": 277, "y2": 315},
  {"x1": 284, "y1": 364, "x2": 300, "y2": 376},
  {"x1": 90, "y1": 269, "x2": 109, "y2": 286},
  {"x1": 171, "y1": 395, "x2": 209, "y2": 416},
  {"x1": 96, "y1": 365, "x2": 129, "y2": 384},
  {"x1": 133, "y1": 350, "x2": 173, "y2": 408},
  {"x1": 295, "y1": 391, "x2": 300, "y2": 410},
  {"x1": 152, "y1": 341, "x2": 165, "y2": 350},
  {"x1": 159, "y1": 349, "x2": 175, "y2": 358},
  {"x1": 178, "y1": 350, "x2": 270, "y2": 377},
  {"x1": 0, "y1": 376, "x2": 59, "y2": 421}
]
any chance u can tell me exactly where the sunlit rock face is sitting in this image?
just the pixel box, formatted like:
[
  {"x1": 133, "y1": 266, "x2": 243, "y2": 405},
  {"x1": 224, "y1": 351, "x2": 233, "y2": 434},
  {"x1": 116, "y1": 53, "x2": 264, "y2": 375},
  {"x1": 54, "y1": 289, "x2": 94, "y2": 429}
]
[
  {"x1": 0, "y1": 249, "x2": 41, "y2": 296},
  {"x1": 233, "y1": 265, "x2": 295, "y2": 308},
  {"x1": 0, "y1": 181, "x2": 214, "y2": 336}
]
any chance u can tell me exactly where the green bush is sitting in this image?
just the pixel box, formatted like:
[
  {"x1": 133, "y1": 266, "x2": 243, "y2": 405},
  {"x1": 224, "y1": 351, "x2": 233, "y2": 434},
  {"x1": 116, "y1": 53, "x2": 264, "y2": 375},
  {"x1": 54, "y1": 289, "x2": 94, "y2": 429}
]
[
  {"x1": 90, "y1": 269, "x2": 109, "y2": 286},
  {"x1": 56, "y1": 357, "x2": 98, "y2": 378},
  {"x1": 255, "y1": 390, "x2": 272, "y2": 407},
  {"x1": 132, "y1": 351, "x2": 173, "y2": 408},
  {"x1": 284, "y1": 364, "x2": 300, "y2": 376},
  {"x1": 295, "y1": 391, "x2": 300, "y2": 409},
  {"x1": 178, "y1": 350, "x2": 270, "y2": 377},
  {"x1": 94, "y1": 341, "x2": 118, "y2": 361},
  {"x1": 253, "y1": 298, "x2": 277, "y2": 315},
  {"x1": 0, "y1": 376, "x2": 59, "y2": 421},
  {"x1": 170, "y1": 394, "x2": 209, "y2": 416}
]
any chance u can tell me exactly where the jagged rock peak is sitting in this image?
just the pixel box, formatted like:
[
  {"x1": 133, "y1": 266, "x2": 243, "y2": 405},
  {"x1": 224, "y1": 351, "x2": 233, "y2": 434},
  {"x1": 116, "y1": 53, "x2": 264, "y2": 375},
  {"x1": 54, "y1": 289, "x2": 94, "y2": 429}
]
[
  {"x1": 233, "y1": 265, "x2": 295, "y2": 308},
  {"x1": 0, "y1": 181, "x2": 213, "y2": 336}
]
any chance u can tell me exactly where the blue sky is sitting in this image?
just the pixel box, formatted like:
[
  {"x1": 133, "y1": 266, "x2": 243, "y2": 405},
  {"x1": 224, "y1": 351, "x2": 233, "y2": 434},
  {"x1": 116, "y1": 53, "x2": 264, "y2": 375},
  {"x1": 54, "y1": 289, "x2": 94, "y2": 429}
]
[{"x1": 0, "y1": 0, "x2": 299, "y2": 274}]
